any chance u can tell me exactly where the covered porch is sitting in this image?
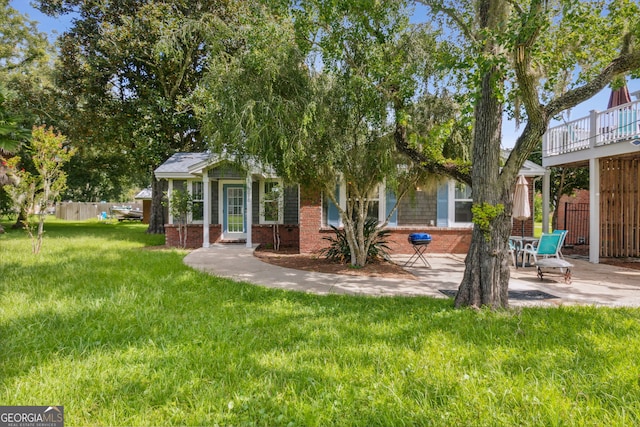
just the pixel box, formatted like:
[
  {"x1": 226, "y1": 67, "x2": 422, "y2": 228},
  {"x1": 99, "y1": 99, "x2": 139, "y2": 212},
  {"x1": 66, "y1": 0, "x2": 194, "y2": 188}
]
[
  {"x1": 155, "y1": 153, "x2": 300, "y2": 249},
  {"x1": 542, "y1": 96, "x2": 640, "y2": 263}
]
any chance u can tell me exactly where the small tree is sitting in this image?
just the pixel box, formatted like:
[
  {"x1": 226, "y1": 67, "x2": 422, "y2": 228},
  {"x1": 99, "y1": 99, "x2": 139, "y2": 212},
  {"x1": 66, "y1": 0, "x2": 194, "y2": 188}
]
[
  {"x1": 166, "y1": 189, "x2": 192, "y2": 248},
  {"x1": 2, "y1": 126, "x2": 74, "y2": 253}
]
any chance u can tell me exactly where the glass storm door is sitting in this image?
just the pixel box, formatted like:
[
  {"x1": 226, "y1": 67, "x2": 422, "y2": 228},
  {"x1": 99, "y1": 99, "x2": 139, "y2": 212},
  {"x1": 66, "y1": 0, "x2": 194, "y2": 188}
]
[{"x1": 223, "y1": 184, "x2": 246, "y2": 238}]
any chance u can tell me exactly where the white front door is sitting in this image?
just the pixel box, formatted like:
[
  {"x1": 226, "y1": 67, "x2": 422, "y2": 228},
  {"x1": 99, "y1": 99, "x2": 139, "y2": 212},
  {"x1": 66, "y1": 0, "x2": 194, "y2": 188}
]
[{"x1": 223, "y1": 184, "x2": 246, "y2": 239}]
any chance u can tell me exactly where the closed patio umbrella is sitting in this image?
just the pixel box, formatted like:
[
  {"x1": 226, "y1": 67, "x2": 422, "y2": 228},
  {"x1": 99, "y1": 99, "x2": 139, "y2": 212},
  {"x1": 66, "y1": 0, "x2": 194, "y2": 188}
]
[
  {"x1": 607, "y1": 84, "x2": 631, "y2": 109},
  {"x1": 513, "y1": 175, "x2": 531, "y2": 237}
]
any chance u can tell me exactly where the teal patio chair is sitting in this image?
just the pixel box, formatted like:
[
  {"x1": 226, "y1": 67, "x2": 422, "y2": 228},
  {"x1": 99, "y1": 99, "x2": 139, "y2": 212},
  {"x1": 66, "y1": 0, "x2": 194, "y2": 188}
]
[
  {"x1": 552, "y1": 229, "x2": 568, "y2": 259},
  {"x1": 522, "y1": 233, "x2": 562, "y2": 266}
]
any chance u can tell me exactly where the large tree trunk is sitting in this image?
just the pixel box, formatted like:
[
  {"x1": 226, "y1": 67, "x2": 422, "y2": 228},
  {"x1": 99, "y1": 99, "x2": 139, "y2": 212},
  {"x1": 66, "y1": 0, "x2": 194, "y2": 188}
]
[
  {"x1": 454, "y1": 21, "x2": 512, "y2": 308},
  {"x1": 455, "y1": 210, "x2": 513, "y2": 309},
  {"x1": 147, "y1": 177, "x2": 166, "y2": 234}
]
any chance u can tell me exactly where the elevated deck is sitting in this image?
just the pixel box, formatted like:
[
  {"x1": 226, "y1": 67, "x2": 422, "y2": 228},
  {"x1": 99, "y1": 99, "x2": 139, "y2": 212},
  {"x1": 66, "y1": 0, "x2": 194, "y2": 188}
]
[{"x1": 543, "y1": 99, "x2": 640, "y2": 167}]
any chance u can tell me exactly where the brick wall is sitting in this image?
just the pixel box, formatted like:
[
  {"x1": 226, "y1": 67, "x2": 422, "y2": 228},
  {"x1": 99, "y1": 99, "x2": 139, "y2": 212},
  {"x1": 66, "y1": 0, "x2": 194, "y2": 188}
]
[
  {"x1": 511, "y1": 176, "x2": 536, "y2": 238},
  {"x1": 555, "y1": 189, "x2": 590, "y2": 245},
  {"x1": 165, "y1": 224, "x2": 222, "y2": 249},
  {"x1": 165, "y1": 223, "x2": 299, "y2": 249},
  {"x1": 556, "y1": 189, "x2": 589, "y2": 228},
  {"x1": 251, "y1": 224, "x2": 300, "y2": 249},
  {"x1": 299, "y1": 186, "x2": 324, "y2": 253},
  {"x1": 386, "y1": 228, "x2": 472, "y2": 254}
]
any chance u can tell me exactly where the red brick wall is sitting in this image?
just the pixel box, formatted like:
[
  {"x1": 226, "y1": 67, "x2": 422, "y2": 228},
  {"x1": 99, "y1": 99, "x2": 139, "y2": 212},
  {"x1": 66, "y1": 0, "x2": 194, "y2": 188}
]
[
  {"x1": 164, "y1": 223, "x2": 299, "y2": 249},
  {"x1": 299, "y1": 186, "x2": 324, "y2": 253},
  {"x1": 511, "y1": 176, "x2": 536, "y2": 238},
  {"x1": 251, "y1": 224, "x2": 300, "y2": 249},
  {"x1": 299, "y1": 225, "x2": 472, "y2": 255},
  {"x1": 556, "y1": 189, "x2": 589, "y2": 230},
  {"x1": 512, "y1": 217, "x2": 534, "y2": 238},
  {"x1": 165, "y1": 224, "x2": 222, "y2": 249},
  {"x1": 386, "y1": 228, "x2": 472, "y2": 254}
]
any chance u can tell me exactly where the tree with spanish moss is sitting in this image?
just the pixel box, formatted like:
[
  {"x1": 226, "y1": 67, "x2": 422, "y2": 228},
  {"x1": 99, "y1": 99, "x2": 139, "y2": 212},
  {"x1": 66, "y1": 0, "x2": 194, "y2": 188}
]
[{"x1": 394, "y1": 0, "x2": 640, "y2": 308}]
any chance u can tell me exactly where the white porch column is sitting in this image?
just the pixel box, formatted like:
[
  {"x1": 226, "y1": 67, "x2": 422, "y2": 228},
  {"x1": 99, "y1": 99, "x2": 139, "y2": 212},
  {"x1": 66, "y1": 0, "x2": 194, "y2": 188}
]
[
  {"x1": 167, "y1": 180, "x2": 174, "y2": 225},
  {"x1": 542, "y1": 170, "x2": 551, "y2": 234},
  {"x1": 246, "y1": 175, "x2": 253, "y2": 248},
  {"x1": 202, "y1": 176, "x2": 210, "y2": 248},
  {"x1": 589, "y1": 157, "x2": 600, "y2": 263}
]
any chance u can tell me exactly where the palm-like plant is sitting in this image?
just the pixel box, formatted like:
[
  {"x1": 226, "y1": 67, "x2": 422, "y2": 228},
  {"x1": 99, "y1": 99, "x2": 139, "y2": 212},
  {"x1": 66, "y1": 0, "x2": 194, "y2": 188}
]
[{"x1": 321, "y1": 218, "x2": 392, "y2": 264}]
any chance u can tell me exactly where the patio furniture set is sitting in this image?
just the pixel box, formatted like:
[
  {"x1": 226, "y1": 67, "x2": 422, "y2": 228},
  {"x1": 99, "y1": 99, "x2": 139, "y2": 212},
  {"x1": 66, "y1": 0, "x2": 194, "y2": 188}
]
[
  {"x1": 404, "y1": 231, "x2": 573, "y2": 285},
  {"x1": 509, "y1": 230, "x2": 573, "y2": 284}
]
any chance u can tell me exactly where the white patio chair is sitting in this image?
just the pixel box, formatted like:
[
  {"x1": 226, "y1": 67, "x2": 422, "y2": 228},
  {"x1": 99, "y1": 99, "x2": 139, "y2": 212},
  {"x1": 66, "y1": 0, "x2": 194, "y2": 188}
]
[{"x1": 508, "y1": 239, "x2": 517, "y2": 266}]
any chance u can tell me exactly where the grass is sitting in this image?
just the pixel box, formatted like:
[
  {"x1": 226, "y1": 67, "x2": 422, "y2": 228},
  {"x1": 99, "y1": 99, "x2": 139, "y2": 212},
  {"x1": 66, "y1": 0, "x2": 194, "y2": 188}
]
[{"x1": 1, "y1": 219, "x2": 640, "y2": 426}]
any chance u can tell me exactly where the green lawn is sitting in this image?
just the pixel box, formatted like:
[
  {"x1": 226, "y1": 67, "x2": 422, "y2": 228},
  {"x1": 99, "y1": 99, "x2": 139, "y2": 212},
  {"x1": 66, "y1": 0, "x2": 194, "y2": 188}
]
[{"x1": 1, "y1": 220, "x2": 640, "y2": 426}]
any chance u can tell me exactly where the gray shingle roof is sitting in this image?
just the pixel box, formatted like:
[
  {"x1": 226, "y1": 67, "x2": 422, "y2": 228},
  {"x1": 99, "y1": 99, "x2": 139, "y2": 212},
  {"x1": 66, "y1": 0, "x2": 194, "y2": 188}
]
[{"x1": 154, "y1": 152, "x2": 211, "y2": 175}]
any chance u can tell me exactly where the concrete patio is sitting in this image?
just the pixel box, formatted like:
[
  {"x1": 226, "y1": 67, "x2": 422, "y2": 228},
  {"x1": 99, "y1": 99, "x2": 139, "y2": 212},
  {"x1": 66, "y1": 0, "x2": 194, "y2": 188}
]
[{"x1": 184, "y1": 245, "x2": 640, "y2": 307}]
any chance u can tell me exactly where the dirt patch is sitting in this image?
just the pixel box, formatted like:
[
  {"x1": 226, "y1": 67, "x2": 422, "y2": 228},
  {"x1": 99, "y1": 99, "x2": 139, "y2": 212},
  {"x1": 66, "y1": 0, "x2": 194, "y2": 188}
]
[{"x1": 254, "y1": 247, "x2": 417, "y2": 280}]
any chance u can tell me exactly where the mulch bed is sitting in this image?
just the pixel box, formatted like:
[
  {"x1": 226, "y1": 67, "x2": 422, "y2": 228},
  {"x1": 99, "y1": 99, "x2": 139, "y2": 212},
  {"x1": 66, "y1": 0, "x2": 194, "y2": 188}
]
[{"x1": 254, "y1": 246, "x2": 417, "y2": 280}]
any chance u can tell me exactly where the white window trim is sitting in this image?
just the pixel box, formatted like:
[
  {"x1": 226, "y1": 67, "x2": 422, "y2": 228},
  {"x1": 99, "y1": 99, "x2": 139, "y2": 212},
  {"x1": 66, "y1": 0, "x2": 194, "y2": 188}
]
[
  {"x1": 189, "y1": 180, "x2": 204, "y2": 224},
  {"x1": 327, "y1": 181, "x2": 387, "y2": 227},
  {"x1": 260, "y1": 179, "x2": 284, "y2": 224},
  {"x1": 448, "y1": 180, "x2": 474, "y2": 227}
]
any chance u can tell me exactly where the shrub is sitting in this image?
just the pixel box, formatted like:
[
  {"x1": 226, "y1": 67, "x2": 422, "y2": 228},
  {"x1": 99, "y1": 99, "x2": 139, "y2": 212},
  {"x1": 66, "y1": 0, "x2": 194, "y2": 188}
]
[{"x1": 321, "y1": 218, "x2": 391, "y2": 264}]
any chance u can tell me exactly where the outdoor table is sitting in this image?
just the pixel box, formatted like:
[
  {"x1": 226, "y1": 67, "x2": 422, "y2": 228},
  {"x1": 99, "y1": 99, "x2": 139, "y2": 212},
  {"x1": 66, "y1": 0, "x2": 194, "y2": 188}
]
[{"x1": 509, "y1": 236, "x2": 539, "y2": 268}]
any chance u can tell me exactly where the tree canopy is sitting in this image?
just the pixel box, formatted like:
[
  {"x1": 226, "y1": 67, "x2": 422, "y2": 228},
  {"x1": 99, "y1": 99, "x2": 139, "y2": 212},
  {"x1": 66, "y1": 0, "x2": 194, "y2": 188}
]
[
  {"x1": 0, "y1": 0, "x2": 48, "y2": 154},
  {"x1": 195, "y1": 1, "x2": 465, "y2": 266},
  {"x1": 35, "y1": 0, "x2": 241, "y2": 228}
]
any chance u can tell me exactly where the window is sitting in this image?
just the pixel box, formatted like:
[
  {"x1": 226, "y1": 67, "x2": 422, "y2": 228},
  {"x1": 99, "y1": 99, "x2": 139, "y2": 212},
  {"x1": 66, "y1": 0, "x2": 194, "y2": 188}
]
[
  {"x1": 191, "y1": 181, "x2": 204, "y2": 222},
  {"x1": 355, "y1": 187, "x2": 380, "y2": 222},
  {"x1": 453, "y1": 182, "x2": 473, "y2": 223},
  {"x1": 324, "y1": 182, "x2": 395, "y2": 227},
  {"x1": 261, "y1": 180, "x2": 282, "y2": 224}
]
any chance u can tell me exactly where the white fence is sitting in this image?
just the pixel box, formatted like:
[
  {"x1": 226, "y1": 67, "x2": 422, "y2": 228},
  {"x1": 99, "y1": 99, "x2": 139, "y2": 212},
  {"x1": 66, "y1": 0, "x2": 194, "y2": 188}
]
[{"x1": 55, "y1": 202, "x2": 142, "y2": 221}]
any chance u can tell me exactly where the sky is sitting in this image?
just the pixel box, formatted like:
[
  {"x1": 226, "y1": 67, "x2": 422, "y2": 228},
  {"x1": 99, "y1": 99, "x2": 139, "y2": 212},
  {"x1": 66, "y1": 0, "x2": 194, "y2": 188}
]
[{"x1": 11, "y1": 0, "x2": 640, "y2": 149}]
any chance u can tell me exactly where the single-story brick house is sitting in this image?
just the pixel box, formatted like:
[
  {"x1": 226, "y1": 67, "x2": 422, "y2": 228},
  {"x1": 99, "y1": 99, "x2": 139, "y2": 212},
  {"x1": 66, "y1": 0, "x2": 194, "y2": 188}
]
[{"x1": 155, "y1": 152, "x2": 546, "y2": 254}]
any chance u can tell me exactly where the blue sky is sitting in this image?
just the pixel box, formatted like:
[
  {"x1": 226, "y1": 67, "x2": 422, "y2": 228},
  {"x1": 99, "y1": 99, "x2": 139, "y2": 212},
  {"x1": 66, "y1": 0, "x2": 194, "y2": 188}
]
[
  {"x1": 12, "y1": 0, "x2": 640, "y2": 149},
  {"x1": 11, "y1": 0, "x2": 75, "y2": 41}
]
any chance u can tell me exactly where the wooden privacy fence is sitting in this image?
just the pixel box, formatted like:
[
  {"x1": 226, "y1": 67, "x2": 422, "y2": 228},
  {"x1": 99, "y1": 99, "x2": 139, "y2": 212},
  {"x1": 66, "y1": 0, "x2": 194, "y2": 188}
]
[
  {"x1": 600, "y1": 156, "x2": 640, "y2": 258},
  {"x1": 55, "y1": 202, "x2": 142, "y2": 221}
]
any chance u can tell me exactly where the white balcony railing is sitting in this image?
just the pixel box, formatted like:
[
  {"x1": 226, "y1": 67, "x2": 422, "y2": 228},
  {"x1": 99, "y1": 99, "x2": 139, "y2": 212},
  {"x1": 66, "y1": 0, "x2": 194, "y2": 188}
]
[{"x1": 543, "y1": 99, "x2": 640, "y2": 158}]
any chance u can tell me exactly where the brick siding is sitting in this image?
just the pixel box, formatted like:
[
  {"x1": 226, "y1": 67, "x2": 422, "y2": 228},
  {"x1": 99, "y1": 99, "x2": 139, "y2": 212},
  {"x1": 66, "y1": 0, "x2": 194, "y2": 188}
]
[
  {"x1": 164, "y1": 223, "x2": 299, "y2": 249},
  {"x1": 251, "y1": 224, "x2": 300, "y2": 249}
]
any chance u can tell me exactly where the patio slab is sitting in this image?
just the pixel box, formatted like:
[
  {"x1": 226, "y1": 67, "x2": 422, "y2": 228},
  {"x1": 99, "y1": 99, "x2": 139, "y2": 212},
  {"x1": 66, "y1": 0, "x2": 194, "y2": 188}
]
[{"x1": 183, "y1": 245, "x2": 640, "y2": 307}]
